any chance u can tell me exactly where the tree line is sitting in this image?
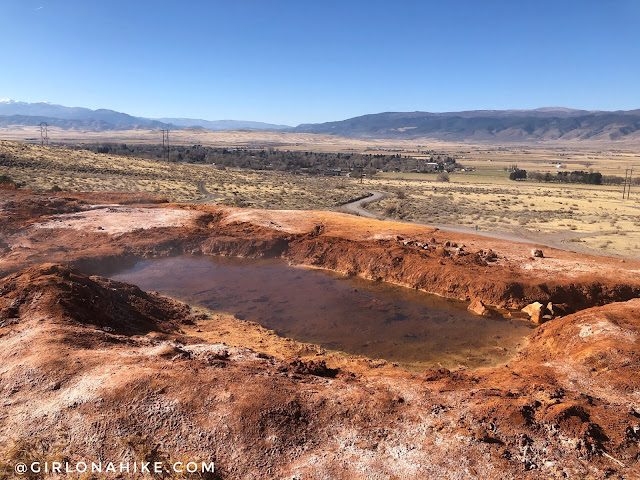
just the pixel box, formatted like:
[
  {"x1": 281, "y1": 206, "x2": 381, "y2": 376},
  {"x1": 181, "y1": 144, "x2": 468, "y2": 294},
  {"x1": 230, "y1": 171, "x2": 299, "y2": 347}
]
[
  {"x1": 509, "y1": 168, "x2": 638, "y2": 185},
  {"x1": 71, "y1": 143, "x2": 460, "y2": 175}
]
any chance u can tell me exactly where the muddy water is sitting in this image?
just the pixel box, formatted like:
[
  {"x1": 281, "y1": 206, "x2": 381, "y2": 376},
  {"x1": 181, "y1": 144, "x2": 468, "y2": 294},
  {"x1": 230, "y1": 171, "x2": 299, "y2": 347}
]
[{"x1": 109, "y1": 256, "x2": 533, "y2": 371}]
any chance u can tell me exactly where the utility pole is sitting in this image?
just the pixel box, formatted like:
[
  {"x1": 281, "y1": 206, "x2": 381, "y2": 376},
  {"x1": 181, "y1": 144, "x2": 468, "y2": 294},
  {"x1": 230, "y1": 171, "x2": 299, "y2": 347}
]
[
  {"x1": 623, "y1": 167, "x2": 628, "y2": 199},
  {"x1": 623, "y1": 166, "x2": 634, "y2": 200},
  {"x1": 39, "y1": 122, "x2": 49, "y2": 146}
]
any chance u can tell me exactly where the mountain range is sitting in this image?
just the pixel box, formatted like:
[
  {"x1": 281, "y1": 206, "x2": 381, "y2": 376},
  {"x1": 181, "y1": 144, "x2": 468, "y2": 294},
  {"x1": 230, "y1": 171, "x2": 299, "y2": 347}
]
[
  {"x1": 0, "y1": 100, "x2": 288, "y2": 132},
  {"x1": 2, "y1": 100, "x2": 640, "y2": 143},
  {"x1": 293, "y1": 108, "x2": 640, "y2": 143}
]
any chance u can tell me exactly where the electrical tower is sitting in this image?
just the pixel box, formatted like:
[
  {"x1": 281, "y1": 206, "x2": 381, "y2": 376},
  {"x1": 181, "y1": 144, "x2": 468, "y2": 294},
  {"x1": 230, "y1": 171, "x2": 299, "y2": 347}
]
[
  {"x1": 39, "y1": 122, "x2": 49, "y2": 146},
  {"x1": 161, "y1": 129, "x2": 170, "y2": 162}
]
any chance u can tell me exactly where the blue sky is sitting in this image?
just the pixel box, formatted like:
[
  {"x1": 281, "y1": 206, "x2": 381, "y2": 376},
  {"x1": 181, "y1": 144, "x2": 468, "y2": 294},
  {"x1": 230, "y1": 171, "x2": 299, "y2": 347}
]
[{"x1": 0, "y1": 0, "x2": 639, "y2": 125}]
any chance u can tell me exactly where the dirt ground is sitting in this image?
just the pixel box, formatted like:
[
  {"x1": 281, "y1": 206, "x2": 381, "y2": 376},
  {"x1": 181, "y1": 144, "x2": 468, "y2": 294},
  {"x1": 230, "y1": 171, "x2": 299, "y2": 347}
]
[{"x1": 0, "y1": 187, "x2": 639, "y2": 478}]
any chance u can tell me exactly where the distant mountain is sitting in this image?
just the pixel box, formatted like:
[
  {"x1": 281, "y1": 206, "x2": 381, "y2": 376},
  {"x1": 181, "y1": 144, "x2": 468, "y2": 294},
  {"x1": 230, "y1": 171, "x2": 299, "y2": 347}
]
[
  {"x1": 0, "y1": 100, "x2": 166, "y2": 129},
  {"x1": 293, "y1": 108, "x2": 640, "y2": 143},
  {"x1": 3, "y1": 100, "x2": 640, "y2": 143},
  {"x1": 0, "y1": 100, "x2": 290, "y2": 133},
  {"x1": 0, "y1": 115, "x2": 119, "y2": 130},
  {"x1": 156, "y1": 118, "x2": 290, "y2": 131}
]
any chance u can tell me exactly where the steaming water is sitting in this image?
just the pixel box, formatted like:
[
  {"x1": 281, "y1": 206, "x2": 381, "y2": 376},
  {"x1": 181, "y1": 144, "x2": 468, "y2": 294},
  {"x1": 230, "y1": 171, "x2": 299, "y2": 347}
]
[{"x1": 108, "y1": 255, "x2": 533, "y2": 371}]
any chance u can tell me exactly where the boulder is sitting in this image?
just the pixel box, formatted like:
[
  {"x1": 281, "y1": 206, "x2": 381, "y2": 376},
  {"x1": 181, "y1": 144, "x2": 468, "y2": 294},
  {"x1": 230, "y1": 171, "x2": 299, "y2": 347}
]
[
  {"x1": 547, "y1": 302, "x2": 570, "y2": 317},
  {"x1": 484, "y1": 249, "x2": 498, "y2": 262},
  {"x1": 468, "y1": 298, "x2": 491, "y2": 317},
  {"x1": 289, "y1": 359, "x2": 338, "y2": 378},
  {"x1": 531, "y1": 249, "x2": 544, "y2": 258},
  {"x1": 522, "y1": 302, "x2": 546, "y2": 324},
  {"x1": 476, "y1": 249, "x2": 498, "y2": 262}
]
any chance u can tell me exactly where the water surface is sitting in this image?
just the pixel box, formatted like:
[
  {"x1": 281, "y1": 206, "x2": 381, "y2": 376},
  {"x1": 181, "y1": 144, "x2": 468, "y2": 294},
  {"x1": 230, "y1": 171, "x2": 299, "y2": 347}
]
[{"x1": 109, "y1": 256, "x2": 533, "y2": 371}]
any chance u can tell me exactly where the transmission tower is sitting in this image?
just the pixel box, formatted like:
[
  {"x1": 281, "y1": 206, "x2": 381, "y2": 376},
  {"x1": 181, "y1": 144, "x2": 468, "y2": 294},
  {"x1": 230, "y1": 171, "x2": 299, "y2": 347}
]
[
  {"x1": 39, "y1": 122, "x2": 49, "y2": 146},
  {"x1": 161, "y1": 129, "x2": 170, "y2": 161}
]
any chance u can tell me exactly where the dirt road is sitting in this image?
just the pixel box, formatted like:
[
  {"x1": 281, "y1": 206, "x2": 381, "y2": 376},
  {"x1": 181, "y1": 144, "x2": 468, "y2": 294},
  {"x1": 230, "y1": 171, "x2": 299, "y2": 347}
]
[
  {"x1": 191, "y1": 181, "x2": 223, "y2": 204},
  {"x1": 344, "y1": 191, "x2": 608, "y2": 255},
  {"x1": 342, "y1": 191, "x2": 389, "y2": 218}
]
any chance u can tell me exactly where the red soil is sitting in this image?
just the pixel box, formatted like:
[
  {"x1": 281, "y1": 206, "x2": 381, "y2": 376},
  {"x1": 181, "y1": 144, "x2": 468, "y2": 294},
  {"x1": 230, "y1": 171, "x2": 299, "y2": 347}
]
[{"x1": 0, "y1": 188, "x2": 639, "y2": 478}]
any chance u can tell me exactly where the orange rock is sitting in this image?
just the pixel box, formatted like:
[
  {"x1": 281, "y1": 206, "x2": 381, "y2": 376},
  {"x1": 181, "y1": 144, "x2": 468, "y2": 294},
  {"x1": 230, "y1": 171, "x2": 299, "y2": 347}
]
[
  {"x1": 468, "y1": 298, "x2": 491, "y2": 316},
  {"x1": 522, "y1": 302, "x2": 546, "y2": 324}
]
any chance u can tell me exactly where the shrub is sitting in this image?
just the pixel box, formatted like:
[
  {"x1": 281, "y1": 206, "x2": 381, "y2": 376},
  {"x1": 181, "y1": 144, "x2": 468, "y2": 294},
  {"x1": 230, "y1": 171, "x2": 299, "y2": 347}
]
[{"x1": 437, "y1": 172, "x2": 450, "y2": 182}]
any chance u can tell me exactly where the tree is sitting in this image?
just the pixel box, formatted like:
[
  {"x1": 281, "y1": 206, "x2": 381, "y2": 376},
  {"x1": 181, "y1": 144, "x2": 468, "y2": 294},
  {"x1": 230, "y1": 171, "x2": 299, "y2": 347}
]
[{"x1": 509, "y1": 169, "x2": 527, "y2": 181}]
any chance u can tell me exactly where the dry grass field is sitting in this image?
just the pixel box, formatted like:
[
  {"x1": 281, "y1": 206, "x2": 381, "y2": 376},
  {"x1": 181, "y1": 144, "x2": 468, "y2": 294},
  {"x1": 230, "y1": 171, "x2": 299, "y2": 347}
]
[
  {"x1": 365, "y1": 179, "x2": 640, "y2": 257},
  {"x1": 0, "y1": 125, "x2": 426, "y2": 153},
  {"x1": 2, "y1": 128, "x2": 640, "y2": 258},
  {"x1": 0, "y1": 140, "x2": 369, "y2": 208}
]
